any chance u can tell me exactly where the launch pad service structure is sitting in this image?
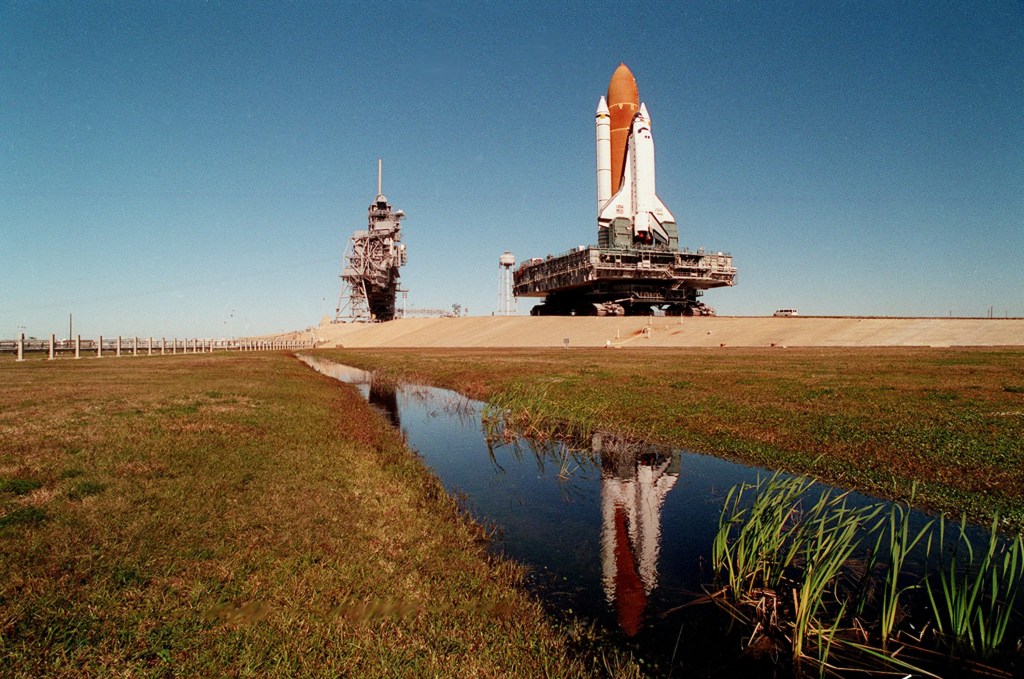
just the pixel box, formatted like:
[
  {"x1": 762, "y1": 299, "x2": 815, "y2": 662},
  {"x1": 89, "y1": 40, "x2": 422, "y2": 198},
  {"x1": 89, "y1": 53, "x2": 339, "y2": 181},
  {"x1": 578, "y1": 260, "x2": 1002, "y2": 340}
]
[
  {"x1": 515, "y1": 64, "x2": 737, "y2": 316},
  {"x1": 335, "y1": 160, "x2": 407, "y2": 322}
]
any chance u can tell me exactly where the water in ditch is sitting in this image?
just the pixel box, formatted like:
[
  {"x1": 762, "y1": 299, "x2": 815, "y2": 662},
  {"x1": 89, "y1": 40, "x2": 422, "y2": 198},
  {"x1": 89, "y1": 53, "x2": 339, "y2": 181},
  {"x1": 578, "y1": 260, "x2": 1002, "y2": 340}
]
[{"x1": 300, "y1": 356, "x2": 1011, "y2": 677}]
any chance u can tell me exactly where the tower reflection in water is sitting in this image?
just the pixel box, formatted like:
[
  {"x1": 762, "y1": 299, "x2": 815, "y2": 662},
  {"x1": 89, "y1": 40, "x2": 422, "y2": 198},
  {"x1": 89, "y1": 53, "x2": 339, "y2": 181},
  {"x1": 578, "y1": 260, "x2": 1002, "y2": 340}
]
[
  {"x1": 595, "y1": 433, "x2": 680, "y2": 637},
  {"x1": 368, "y1": 376, "x2": 400, "y2": 428}
]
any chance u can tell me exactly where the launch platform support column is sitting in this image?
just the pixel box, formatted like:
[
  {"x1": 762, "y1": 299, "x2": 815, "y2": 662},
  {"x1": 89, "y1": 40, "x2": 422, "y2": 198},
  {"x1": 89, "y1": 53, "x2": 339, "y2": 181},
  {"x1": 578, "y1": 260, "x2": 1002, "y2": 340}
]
[
  {"x1": 16, "y1": 334, "x2": 24, "y2": 362},
  {"x1": 49, "y1": 334, "x2": 55, "y2": 360},
  {"x1": 75, "y1": 335, "x2": 81, "y2": 359}
]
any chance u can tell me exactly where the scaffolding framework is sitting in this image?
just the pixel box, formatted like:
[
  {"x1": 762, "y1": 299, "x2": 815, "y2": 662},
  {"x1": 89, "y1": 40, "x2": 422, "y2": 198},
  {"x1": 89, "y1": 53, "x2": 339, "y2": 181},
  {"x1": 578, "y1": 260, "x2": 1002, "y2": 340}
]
[{"x1": 335, "y1": 161, "x2": 407, "y2": 322}]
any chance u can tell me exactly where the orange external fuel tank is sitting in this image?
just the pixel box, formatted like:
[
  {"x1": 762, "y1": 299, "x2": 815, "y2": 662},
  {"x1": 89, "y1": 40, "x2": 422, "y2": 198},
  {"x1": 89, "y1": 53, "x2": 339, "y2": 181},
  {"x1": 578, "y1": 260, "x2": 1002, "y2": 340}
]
[{"x1": 606, "y1": 63, "x2": 639, "y2": 195}]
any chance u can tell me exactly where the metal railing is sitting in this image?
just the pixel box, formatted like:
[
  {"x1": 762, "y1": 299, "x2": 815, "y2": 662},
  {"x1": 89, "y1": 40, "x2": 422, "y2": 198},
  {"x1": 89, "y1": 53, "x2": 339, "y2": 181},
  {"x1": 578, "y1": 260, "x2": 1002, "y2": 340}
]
[{"x1": 2, "y1": 334, "x2": 315, "y2": 362}]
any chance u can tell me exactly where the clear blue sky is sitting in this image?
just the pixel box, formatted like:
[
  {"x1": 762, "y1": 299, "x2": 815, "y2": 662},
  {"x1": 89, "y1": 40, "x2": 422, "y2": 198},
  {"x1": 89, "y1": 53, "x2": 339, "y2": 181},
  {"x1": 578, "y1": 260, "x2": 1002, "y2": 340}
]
[{"x1": 3, "y1": 1, "x2": 1022, "y2": 338}]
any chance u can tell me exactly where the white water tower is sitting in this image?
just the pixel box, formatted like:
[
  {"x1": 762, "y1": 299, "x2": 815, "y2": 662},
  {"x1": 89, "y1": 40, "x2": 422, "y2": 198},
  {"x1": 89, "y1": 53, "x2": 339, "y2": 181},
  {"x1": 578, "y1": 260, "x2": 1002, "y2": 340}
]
[{"x1": 498, "y1": 251, "x2": 517, "y2": 316}]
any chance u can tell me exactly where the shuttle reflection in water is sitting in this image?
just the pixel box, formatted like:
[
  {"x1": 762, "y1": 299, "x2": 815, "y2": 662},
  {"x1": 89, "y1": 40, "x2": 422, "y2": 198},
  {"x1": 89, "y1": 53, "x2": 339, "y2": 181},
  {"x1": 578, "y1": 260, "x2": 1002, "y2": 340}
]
[{"x1": 595, "y1": 433, "x2": 679, "y2": 637}]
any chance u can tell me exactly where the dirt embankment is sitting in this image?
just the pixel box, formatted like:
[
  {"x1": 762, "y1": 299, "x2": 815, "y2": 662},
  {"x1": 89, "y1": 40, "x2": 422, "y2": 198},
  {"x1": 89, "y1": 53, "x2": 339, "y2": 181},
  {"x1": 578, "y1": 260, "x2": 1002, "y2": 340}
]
[{"x1": 283, "y1": 316, "x2": 1024, "y2": 349}]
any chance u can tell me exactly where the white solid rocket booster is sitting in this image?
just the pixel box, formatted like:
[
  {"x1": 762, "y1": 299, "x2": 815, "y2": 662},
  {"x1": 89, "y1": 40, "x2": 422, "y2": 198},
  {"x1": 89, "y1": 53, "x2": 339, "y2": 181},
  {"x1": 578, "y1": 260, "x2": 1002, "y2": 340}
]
[{"x1": 595, "y1": 96, "x2": 612, "y2": 214}]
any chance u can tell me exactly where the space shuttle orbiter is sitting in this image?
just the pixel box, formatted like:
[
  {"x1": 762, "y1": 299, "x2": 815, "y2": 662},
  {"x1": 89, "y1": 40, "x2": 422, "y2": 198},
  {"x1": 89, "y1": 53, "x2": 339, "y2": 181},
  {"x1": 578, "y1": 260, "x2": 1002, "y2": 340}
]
[{"x1": 595, "y1": 64, "x2": 679, "y2": 250}]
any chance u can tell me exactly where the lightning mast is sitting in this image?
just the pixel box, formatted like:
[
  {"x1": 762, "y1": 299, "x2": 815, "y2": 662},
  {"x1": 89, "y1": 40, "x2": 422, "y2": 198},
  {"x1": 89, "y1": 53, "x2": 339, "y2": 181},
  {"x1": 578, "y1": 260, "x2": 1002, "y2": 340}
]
[{"x1": 335, "y1": 160, "x2": 407, "y2": 322}]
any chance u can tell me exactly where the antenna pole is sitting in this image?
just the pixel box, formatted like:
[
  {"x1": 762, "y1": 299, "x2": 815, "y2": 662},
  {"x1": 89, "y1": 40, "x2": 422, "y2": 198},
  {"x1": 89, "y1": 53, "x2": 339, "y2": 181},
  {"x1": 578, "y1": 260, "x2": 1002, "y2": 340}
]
[{"x1": 377, "y1": 158, "x2": 382, "y2": 195}]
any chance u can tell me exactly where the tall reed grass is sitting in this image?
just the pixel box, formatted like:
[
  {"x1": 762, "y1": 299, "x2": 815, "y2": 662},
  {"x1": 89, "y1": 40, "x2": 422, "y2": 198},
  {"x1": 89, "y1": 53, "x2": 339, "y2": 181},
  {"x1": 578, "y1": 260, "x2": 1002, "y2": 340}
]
[
  {"x1": 711, "y1": 474, "x2": 1024, "y2": 677},
  {"x1": 925, "y1": 514, "x2": 1024, "y2": 657},
  {"x1": 482, "y1": 383, "x2": 607, "y2": 443}
]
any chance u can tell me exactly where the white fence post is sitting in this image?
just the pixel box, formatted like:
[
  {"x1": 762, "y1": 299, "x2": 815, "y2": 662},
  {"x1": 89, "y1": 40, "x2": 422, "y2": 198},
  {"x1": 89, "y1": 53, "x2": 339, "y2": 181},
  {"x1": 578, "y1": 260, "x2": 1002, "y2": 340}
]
[
  {"x1": 98, "y1": 335, "x2": 103, "y2": 358},
  {"x1": 16, "y1": 333, "x2": 25, "y2": 362},
  {"x1": 75, "y1": 335, "x2": 81, "y2": 359},
  {"x1": 49, "y1": 334, "x2": 55, "y2": 360}
]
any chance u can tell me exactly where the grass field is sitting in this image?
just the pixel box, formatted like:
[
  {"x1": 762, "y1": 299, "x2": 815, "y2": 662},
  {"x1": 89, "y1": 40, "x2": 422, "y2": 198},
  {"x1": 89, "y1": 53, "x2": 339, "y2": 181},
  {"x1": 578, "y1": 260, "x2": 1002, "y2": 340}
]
[
  {"x1": 0, "y1": 352, "x2": 638, "y2": 677},
  {"x1": 313, "y1": 346, "x2": 1024, "y2": 527}
]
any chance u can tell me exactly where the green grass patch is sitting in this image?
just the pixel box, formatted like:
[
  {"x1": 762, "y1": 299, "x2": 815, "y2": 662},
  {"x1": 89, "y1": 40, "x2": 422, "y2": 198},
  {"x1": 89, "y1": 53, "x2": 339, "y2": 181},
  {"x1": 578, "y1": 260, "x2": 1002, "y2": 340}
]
[
  {"x1": 0, "y1": 477, "x2": 41, "y2": 495},
  {"x1": 67, "y1": 480, "x2": 106, "y2": 500},
  {"x1": 0, "y1": 506, "x2": 48, "y2": 529}
]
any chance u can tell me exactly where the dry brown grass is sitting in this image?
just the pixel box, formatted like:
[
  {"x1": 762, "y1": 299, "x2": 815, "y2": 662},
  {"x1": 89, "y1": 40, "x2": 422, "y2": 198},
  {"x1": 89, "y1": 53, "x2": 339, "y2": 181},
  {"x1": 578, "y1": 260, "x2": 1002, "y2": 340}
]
[{"x1": 0, "y1": 352, "x2": 636, "y2": 676}]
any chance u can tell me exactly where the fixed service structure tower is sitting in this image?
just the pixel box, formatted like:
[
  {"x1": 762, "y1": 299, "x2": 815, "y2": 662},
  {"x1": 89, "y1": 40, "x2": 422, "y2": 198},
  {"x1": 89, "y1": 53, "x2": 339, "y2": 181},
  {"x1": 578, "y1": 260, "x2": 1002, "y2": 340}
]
[{"x1": 335, "y1": 160, "x2": 407, "y2": 322}]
